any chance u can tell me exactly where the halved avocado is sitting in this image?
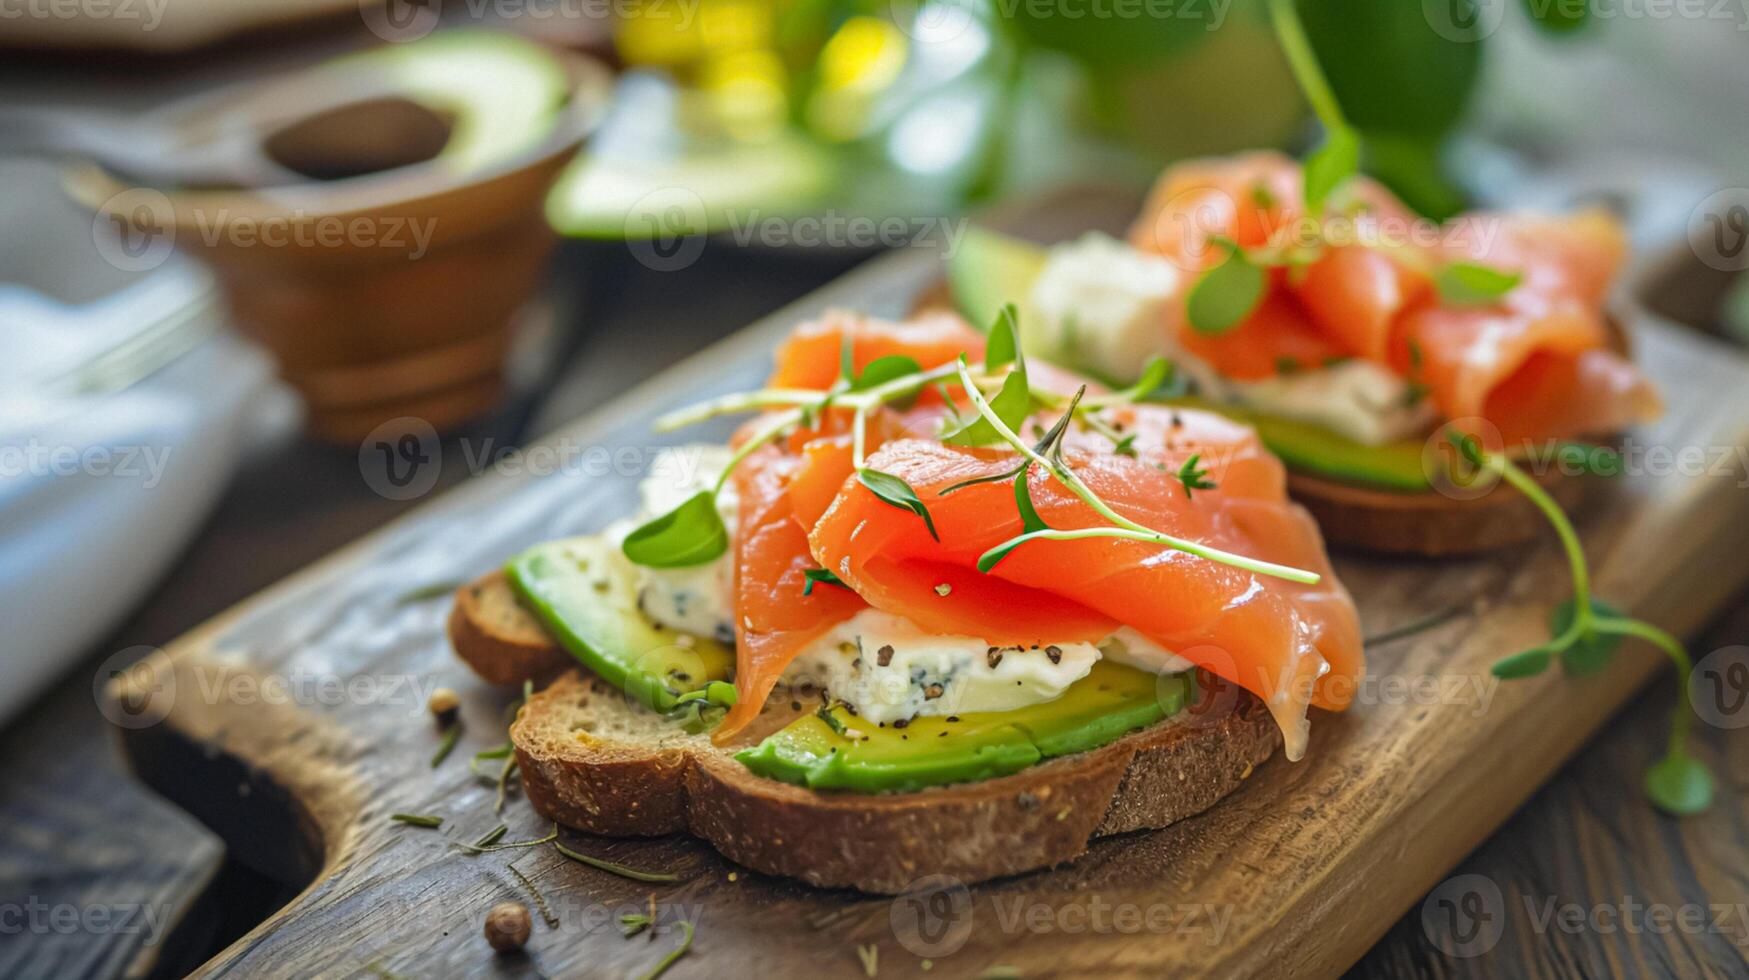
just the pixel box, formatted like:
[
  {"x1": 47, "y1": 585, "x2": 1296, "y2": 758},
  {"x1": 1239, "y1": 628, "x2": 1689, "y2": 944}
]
[
  {"x1": 505, "y1": 536, "x2": 733, "y2": 714},
  {"x1": 735, "y1": 662, "x2": 1194, "y2": 793},
  {"x1": 946, "y1": 227, "x2": 1433, "y2": 493},
  {"x1": 334, "y1": 30, "x2": 571, "y2": 175}
]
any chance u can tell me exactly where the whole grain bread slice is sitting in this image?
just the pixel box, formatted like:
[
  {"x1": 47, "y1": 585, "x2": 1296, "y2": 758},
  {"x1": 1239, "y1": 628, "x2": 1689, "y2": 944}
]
[{"x1": 449, "y1": 573, "x2": 1280, "y2": 893}]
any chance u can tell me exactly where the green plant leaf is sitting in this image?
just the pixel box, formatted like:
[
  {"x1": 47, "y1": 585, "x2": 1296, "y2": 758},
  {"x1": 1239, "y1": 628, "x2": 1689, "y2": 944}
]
[
  {"x1": 1437, "y1": 262, "x2": 1522, "y2": 307},
  {"x1": 1304, "y1": 126, "x2": 1361, "y2": 215},
  {"x1": 857, "y1": 468, "x2": 939, "y2": 540},
  {"x1": 851, "y1": 354, "x2": 922, "y2": 391},
  {"x1": 1644, "y1": 751, "x2": 1715, "y2": 816},
  {"x1": 838, "y1": 331, "x2": 855, "y2": 383},
  {"x1": 1524, "y1": 0, "x2": 1590, "y2": 35},
  {"x1": 1014, "y1": 465, "x2": 1050, "y2": 534},
  {"x1": 1552, "y1": 597, "x2": 1625, "y2": 676},
  {"x1": 622, "y1": 491, "x2": 729, "y2": 568},
  {"x1": 1187, "y1": 244, "x2": 1265, "y2": 336},
  {"x1": 985, "y1": 303, "x2": 1020, "y2": 370},
  {"x1": 1109, "y1": 357, "x2": 1174, "y2": 403},
  {"x1": 1175, "y1": 453, "x2": 1217, "y2": 499},
  {"x1": 802, "y1": 567, "x2": 849, "y2": 596},
  {"x1": 1112, "y1": 434, "x2": 1137, "y2": 458},
  {"x1": 943, "y1": 366, "x2": 1032, "y2": 447},
  {"x1": 1491, "y1": 646, "x2": 1552, "y2": 678}
]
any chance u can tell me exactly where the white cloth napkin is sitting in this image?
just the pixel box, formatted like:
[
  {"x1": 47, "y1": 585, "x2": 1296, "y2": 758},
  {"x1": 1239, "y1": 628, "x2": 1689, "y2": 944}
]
[{"x1": 0, "y1": 263, "x2": 273, "y2": 724}]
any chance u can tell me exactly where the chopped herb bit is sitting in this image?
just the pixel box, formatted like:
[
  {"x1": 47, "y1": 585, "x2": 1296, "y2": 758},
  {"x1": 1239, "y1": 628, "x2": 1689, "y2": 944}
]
[
  {"x1": 474, "y1": 824, "x2": 508, "y2": 848},
  {"x1": 390, "y1": 813, "x2": 443, "y2": 828},
  {"x1": 1112, "y1": 434, "x2": 1137, "y2": 457},
  {"x1": 1406, "y1": 337, "x2": 1425, "y2": 370},
  {"x1": 636, "y1": 920, "x2": 694, "y2": 980},
  {"x1": 1250, "y1": 181, "x2": 1278, "y2": 209},
  {"x1": 857, "y1": 468, "x2": 939, "y2": 541},
  {"x1": 816, "y1": 701, "x2": 848, "y2": 735},
  {"x1": 803, "y1": 567, "x2": 849, "y2": 596},
  {"x1": 1402, "y1": 381, "x2": 1430, "y2": 408},
  {"x1": 857, "y1": 943, "x2": 879, "y2": 977},
  {"x1": 509, "y1": 862, "x2": 560, "y2": 928},
  {"x1": 934, "y1": 583, "x2": 952, "y2": 597},
  {"x1": 1274, "y1": 356, "x2": 1300, "y2": 376},
  {"x1": 555, "y1": 840, "x2": 683, "y2": 883},
  {"x1": 1175, "y1": 454, "x2": 1217, "y2": 499},
  {"x1": 430, "y1": 723, "x2": 462, "y2": 768}
]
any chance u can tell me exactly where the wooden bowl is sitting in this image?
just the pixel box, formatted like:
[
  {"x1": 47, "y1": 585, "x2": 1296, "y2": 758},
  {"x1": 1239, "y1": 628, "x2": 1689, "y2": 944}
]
[{"x1": 63, "y1": 41, "x2": 614, "y2": 443}]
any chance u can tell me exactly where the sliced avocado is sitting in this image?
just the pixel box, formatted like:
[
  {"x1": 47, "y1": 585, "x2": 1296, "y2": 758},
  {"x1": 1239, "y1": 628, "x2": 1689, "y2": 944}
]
[
  {"x1": 548, "y1": 107, "x2": 836, "y2": 238},
  {"x1": 736, "y1": 662, "x2": 1194, "y2": 793},
  {"x1": 1167, "y1": 396, "x2": 1430, "y2": 493},
  {"x1": 947, "y1": 226, "x2": 1047, "y2": 337},
  {"x1": 336, "y1": 30, "x2": 571, "y2": 175},
  {"x1": 505, "y1": 536, "x2": 733, "y2": 714},
  {"x1": 946, "y1": 227, "x2": 1433, "y2": 493}
]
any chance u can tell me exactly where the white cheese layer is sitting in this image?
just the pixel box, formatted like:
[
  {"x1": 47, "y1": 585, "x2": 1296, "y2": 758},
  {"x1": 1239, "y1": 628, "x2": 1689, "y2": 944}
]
[
  {"x1": 1031, "y1": 233, "x2": 1436, "y2": 446},
  {"x1": 614, "y1": 445, "x2": 739, "y2": 643},
  {"x1": 780, "y1": 609, "x2": 1101, "y2": 724},
  {"x1": 1229, "y1": 359, "x2": 1437, "y2": 446},
  {"x1": 1028, "y1": 232, "x2": 1182, "y2": 385}
]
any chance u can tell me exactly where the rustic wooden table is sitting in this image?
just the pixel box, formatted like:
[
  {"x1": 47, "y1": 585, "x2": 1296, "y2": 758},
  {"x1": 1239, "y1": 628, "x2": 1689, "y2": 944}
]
[{"x1": 1, "y1": 236, "x2": 1744, "y2": 978}]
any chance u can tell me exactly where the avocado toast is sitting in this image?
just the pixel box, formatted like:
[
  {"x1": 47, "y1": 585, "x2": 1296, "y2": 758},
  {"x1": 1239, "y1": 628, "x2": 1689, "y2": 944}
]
[{"x1": 449, "y1": 308, "x2": 1362, "y2": 892}]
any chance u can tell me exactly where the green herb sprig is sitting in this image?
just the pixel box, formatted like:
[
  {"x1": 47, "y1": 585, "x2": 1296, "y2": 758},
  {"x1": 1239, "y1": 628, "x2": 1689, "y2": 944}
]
[
  {"x1": 1448, "y1": 431, "x2": 1714, "y2": 815},
  {"x1": 636, "y1": 919, "x2": 694, "y2": 980},
  {"x1": 952, "y1": 358, "x2": 1319, "y2": 584},
  {"x1": 554, "y1": 840, "x2": 683, "y2": 883}
]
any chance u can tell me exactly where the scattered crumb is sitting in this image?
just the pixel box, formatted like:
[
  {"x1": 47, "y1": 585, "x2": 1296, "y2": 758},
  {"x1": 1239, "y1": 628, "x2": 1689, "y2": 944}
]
[{"x1": 727, "y1": 872, "x2": 738, "y2": 882}]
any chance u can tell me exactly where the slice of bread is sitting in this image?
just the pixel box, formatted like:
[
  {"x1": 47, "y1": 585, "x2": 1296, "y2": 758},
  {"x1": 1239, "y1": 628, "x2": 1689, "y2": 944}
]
[{"x1": 449, "y1": 574, "x2": 1280, "y2": 893}]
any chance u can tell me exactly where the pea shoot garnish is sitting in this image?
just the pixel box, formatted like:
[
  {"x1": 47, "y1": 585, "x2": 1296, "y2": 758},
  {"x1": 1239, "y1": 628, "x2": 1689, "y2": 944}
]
[
  {"x1": 1181, "y1": 0, "x2": 1524, "y2": 337},
  {"x1": 1445, "y1": 430, "x2": 1714, "y2": 816},
  {"x1": 951, "y1": 357, "x2": 1319, "y2": 584}
]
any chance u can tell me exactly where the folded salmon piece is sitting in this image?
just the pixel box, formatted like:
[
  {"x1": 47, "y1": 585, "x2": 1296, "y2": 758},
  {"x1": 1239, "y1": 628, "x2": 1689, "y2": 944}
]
[
  {"x1": 807, "y1": 405, "x2": 1363, "y2": 761},
  {"x1": 1129, "y1": 153, "x2": 1661, "y2": 447},
  {"x1": 716, "y1": 311, "x2": 986, "y2": 740}
]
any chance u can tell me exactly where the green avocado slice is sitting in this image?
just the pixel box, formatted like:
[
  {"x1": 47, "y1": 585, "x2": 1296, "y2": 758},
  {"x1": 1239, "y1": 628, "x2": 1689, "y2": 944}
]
[
  {"x1": 505, "y1": 537, "x2": 733, "y2": 714},
  {"x1": 334, "y1": 30, "x2": 571, "y2": 176},
  {"x1": 945, "y1": 227, "x2": 1434, "y2": 493},
  {"x1": 736, "y1": 662, "x2": 1195, "y2": 793}
]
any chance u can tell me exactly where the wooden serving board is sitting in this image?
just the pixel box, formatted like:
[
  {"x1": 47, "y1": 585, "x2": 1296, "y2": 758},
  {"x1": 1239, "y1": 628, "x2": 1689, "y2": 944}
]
[{"x1": 113, "y1": 200, "x2": 1749, "y2": 979}]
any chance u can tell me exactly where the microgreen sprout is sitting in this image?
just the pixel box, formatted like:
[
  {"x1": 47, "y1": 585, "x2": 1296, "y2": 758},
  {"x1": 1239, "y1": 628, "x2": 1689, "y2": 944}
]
[
  {"x1": 1175, "y1": 454, "x2": 1217, "y2": 499},
  {"x1": 1446, "y1": 430, "x2": 1714, "y2": 816},
  {"x1": 953, "y1": 358, "x2": 1320, "y2": 584}
]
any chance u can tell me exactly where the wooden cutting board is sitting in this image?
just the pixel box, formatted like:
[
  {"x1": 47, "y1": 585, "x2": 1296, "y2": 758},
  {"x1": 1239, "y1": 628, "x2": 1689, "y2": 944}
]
[{"x1": 112, "y1": 200, "x2": 1749, "y2": 979}]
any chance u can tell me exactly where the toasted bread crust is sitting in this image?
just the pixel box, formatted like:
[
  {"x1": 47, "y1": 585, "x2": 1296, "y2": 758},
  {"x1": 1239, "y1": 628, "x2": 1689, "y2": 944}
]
[
  {"x1": 513, "y1": 672, "x2": 1279, "y2": 894},
  {"x1": 1288, "y1": 464, "x2": 1593, "y2": 557},
  {"x1": 446, "y1": 571, "x2": 570, "y2": 686}
]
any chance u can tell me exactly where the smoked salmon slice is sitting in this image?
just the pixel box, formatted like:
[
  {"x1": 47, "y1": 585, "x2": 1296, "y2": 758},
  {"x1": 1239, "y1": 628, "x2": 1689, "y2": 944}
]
[
  {"x1": 1129, "y1": 153, "x2": 1659, "y2": 446},
  {"x1": 716, "y1": 311, "x2": 986, "y2": 740},
  {"x1": 808, "y1": 405, "x2": 1363, "y2": 761}
]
